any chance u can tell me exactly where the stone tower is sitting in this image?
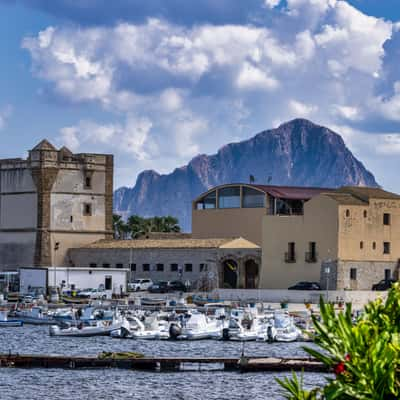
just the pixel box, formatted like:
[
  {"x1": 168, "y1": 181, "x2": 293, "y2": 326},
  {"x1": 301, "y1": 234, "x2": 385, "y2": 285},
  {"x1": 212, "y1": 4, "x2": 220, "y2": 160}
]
[{"x1": 0, "y1": 140, "x2": 113, "y2": 270}]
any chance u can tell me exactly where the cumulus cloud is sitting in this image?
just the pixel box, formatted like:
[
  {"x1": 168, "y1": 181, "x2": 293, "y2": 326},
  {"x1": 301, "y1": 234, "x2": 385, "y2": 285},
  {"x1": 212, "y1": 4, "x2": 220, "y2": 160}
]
[{"x1": 20, "y1": 0, "x2": 400, "y2": 187}]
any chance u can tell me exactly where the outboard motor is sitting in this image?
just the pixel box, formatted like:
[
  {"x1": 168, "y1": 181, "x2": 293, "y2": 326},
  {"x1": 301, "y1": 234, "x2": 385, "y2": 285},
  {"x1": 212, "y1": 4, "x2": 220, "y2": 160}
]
[
  {"x1": 169, "y1": 322, "x2": 182, "y2": 340},
  {"x1": 120, "y1": 326, "x2": 130, "y2": 339},
  {"x1": 222, "y1": 328, "x2": 230, "y2": 341}
]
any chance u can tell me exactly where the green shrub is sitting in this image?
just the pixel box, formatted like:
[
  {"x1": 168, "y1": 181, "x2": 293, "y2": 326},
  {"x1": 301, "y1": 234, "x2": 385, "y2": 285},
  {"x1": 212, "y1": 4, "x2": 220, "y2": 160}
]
[{"x1": 277, "y1": 283, "x2": 400, "y2": 399}]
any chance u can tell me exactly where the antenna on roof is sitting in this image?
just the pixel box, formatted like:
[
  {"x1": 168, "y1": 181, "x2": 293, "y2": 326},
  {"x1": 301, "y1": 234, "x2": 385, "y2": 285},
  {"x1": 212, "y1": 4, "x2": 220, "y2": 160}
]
[
  {"x1": 249, "y1": 175, "x2": 255, "y2": 183},
  {"x1": 267, "y1": 175, "x2": 272, "y2": 184}
]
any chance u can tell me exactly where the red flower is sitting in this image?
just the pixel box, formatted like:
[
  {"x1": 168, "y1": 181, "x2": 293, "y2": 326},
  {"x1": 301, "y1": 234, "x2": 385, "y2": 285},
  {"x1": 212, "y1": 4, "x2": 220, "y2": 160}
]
[
  {"x1": 345, "y1": 354, "x2": 351, "y2": 362},
  {"x1": 334, "y1": 361, "x2": 346, "y2": 375}
]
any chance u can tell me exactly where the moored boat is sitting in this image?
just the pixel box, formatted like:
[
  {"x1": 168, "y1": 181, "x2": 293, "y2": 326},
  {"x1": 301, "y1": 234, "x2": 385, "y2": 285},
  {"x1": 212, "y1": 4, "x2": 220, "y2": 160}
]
[{"x1": 0, "y1": 310, "x2": 23, "y2": 327}]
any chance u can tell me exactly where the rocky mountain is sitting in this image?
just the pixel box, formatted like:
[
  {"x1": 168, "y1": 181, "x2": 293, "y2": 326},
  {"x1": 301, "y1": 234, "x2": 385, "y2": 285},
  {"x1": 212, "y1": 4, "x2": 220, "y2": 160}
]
[{"x1": 114, "y1": 118, "x2": 378, "y2": 231}]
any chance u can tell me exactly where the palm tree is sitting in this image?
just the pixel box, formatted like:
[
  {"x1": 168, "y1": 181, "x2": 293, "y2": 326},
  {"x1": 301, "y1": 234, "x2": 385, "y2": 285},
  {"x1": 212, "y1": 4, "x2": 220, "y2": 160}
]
[{"x1": 162, "y1": 216, "x2": 181, "y2": 232}]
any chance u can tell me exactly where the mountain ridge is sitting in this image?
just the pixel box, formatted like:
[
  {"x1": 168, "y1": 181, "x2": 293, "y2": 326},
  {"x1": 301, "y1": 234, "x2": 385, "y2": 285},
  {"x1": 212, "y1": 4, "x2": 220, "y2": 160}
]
[{"x1": 114, "y1": 118, "x2": 378, "y2": 231}]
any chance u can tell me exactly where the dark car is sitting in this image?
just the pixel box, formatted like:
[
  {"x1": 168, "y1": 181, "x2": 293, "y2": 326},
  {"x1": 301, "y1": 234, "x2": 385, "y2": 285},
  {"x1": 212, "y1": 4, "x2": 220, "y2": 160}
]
[
  {"x1": 288, "y1": 281, "x2": 321, "y2": 290},
  {"x1": 148, "y1": 281, "x2": 170, "y2": 293},
  {"x1": 372, "y1": 279, "x2": 397, "y2": 291},
  {"x1": 168, "y1": 281, "x2": 188, "y2": 292}
]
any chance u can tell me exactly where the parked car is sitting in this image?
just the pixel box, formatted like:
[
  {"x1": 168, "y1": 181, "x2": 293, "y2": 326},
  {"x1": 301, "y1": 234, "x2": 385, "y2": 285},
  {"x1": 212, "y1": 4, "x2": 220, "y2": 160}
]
[
  {"x1": 372, "y1": 279, "x2": 397, "y2": 291},
  {"x1": 168, "y1": 280, "x2": 188, "y2": 292},
  {"x1": 148, "y1": 281, "x2": 169, "y2": 293},
  {"x1": 127, "y1": 279, "x2": 153, "y2": 292},
  {"x1": 288, "y1": 281, "x2": 321, "y2": 290},
  {"x1": 77, "y1": 288, "x2": 108, "y2": 299}
]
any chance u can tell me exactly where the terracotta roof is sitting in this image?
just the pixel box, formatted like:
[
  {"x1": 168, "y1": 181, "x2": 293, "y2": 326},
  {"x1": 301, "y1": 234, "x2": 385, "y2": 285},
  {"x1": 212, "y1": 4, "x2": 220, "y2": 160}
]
[
  {"x1": 73, "y1": 237, "x2": 260, "y2": 250},
  {"x1": 251, "y1": 184, "x2": 332, "y2": 200},
  {"x1": 32, "y1": 139, "x2": 57, "y2": 151},
  {"x1": 323, "y1": 186, "x2": 400, "y2": 205}
]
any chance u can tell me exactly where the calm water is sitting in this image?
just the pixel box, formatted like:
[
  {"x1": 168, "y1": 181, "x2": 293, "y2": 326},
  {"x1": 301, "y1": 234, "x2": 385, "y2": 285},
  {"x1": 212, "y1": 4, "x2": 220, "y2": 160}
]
[{"x1": 0, "y1": 326, "x2": 327, "y2": 399}]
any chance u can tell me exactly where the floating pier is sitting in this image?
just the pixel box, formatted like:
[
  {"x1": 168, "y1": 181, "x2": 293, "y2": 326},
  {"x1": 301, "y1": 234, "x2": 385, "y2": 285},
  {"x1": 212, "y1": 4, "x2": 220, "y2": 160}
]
[{"x1": 0, "y1": 353, "x2": 328, "y2": 373}]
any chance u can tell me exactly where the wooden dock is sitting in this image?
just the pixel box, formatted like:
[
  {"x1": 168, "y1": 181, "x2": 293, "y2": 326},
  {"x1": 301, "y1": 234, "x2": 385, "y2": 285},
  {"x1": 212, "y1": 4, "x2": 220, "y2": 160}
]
[{"x1": 0, "y1": 353, "x2": 328, "y2": 373}]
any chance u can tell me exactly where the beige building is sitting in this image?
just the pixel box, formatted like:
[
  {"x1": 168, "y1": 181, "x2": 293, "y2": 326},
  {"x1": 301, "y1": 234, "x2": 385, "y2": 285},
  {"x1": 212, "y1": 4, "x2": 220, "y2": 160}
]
[
  {"x1": 262, "y1": 187, "x2": 400, "y2": 290},
  {"x1": 68, "y1": 237, "x2": 261, "y2": 289},
  {"x1": 192, "y1": 183, "x2": 330, "y2": 245},
  {"x1": 0, "y1": 140, "x2": 113, "y2": 270}
]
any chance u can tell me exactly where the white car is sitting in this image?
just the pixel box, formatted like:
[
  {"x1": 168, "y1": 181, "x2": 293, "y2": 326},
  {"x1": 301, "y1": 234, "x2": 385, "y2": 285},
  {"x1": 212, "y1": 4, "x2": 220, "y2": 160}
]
[
  {"x1": 78, "y1": 288, "x2": 108, "y2": 300},
  {"x1": 128, "y1": 279, "x2": 153, "y2": 292}
]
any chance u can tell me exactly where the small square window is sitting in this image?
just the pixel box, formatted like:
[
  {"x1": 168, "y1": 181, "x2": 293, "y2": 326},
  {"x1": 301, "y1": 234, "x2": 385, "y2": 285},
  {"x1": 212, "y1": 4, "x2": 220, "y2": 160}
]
[
  {"x1": 383, "y1": 213, "x2": 391, "y2": 225},
  {"x1": 116, "y1": 263, "x2": 123, "y2": 269},
  {"x1": 83, "y1": 203, "x2": 92, "y2": 216},
  {"x1": 130, "y1": 263, "x2": 136, "y2": 272},
  {"x1": 89, "y1": 263, "x2": 97, "y2": 268},
  {"x1": 143, "y1": 264, "x2": 150, "y2": 272},
  {"x1": 185, "y1": 263, "x2": 193, "y2": 272},
  {"x1": 170, "y1": 263, "x2": 178, "y2": 272},
  {"x1": 102, "y1": 263, "x2": 110, "y2": 268},
  {"x1": 199, "y1": 263, "x2": 208, "y2": 272},
  {"x1": 350, "y1": 268, "x2": 357, "y2": 280},
  {"x1": 156, "y1": 263, "x2": 164, "y2": 271},
  {"x1": 383, "y1": 242, "x2": 391, "y2": 254}
]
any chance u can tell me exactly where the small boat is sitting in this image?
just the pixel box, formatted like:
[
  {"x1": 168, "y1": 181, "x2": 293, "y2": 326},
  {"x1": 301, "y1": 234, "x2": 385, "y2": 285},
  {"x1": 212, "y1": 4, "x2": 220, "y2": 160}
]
[
  {"x1": 14, "y1": 307, "x2": 55, "y2": 325},
  {"x1": 177, "y1": 311, "x2": 224, "y2": 340},
  {"x1": 273, "y1": 311, "x2": 301, "y2": 342},
  {"x1": 49, "y1": 314, "x2": 125, "y2": 337},
  {"x1": 140, "y1": 298, "x2": 167, "y2": 307},
  {"x1": 112, "y1": 315, "x2": 170, "y2": 340},
  {"x1": 0, "y1": 310, "x2": 23, "y2": 327}
]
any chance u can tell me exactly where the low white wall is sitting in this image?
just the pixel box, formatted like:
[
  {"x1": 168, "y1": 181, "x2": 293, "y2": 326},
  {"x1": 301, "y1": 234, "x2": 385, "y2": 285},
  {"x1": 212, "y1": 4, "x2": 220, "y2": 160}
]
[
  {"x1": 47, "y1": 268, "x2": 128, "y2": 294},
  {"x1": 214, "y1": 289, "x2": 388, "y2": 306}
]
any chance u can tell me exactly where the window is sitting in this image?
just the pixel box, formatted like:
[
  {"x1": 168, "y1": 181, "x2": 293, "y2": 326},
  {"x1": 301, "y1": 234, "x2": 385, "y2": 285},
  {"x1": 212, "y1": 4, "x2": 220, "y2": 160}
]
[
  {"x1": 372, "y1": 242, "x2": 376, "y2": 250},
  {"x1": 84, "y1": 175, "x2": 92, "y2": 189},
  {"x1": 350, "y1": 268, "x2": 357, "y2": 280},
  {"x1": 129, "y1": 263, "x2": 136, "y2": 272},
  {"x1": 218, "y1": 186, "x2": 241, "y2": 209},
  {"x1": 285, "y1": 242, "x2": 296, "y2": 263},
  {"x1": 156, "y1": 263, "x2": 164, "y2": 271},
  {"x1": 116, "y1": 263, "x2": 123, "y2": 269},
  {"x1": 199, "y1": 263, "x2": 208, "y2": 272},
  {"x1": 196, "y1": 190, "x2": 216, "y2": 210},
  {"x1": 185, "y1": 263, "x2": 193, "y2": 272},
  {"x1": 360, "y1": 241, "x2": 364, "y2": 249},
  {"x1": 383, "y1": 242, "x2": 391, "y2": 254},
  {"x1": 143, "y1": 264, "x2": 150, "y2": 272},
  {"x1": 83, "y1": 203, "x2": 92, "y2": 216},
  {"x1": 346, "y1": 209, "x2": 350, "y2": 217},
  {"x1": 363, "y1": 210, "x2": 367, "y2": 218},
  {"x1": 102, "y1": 263, "x2": 110, "y2": 268},
  {"x1": 242, "y1": 187, "x2": 265, "y2": 208},
  {"x1": 70, "y1": 215, "x2": 73, "y2": 223},
  {"x1": 383, "y1": 213, "x2": 391, "y2": 225},
  {"x1": 385, "y1": 269, "x2": 391, "y2": 281},
  {"x1": 170, "y1": 263, "x2": 178, "y2": 272},
  {"x1": 89, "y1": 263, "x2": 97, "y2": 268},
  {"x1": 306, "y1": 242, "x2": 317, "y2": 263}
]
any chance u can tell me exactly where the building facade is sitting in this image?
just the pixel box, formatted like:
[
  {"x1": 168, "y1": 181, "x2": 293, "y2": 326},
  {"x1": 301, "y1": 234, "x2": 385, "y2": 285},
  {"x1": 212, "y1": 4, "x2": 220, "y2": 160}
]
[
  {"x1": 68, "y1": 237, "x2": 261, "y2": 290},
  {"x1": 0, "y1": 140, "x2": 113, "y2": 270},
  {"x1": 261, "y1": 187, "x2": 400, "y2": 290},
  {"x1": 192, "y1": 183, "x2": 331, "y2": 245}
]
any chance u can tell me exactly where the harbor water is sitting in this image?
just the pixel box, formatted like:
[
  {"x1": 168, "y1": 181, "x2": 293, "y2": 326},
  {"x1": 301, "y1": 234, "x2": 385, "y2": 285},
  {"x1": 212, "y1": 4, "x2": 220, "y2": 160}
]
[{"x1": 0, "y1": 326, "x2": 327, "y2": 399}]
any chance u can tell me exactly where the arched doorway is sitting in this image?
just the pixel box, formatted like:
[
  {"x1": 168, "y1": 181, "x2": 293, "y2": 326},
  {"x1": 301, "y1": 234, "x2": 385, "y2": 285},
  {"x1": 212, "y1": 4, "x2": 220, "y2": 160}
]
[
  {"x1": 223, "y1": 260, "x2": 238, "y2": 289},
  {"x1": 245, "y1": 259, "x2": 259, "y2": 289}
]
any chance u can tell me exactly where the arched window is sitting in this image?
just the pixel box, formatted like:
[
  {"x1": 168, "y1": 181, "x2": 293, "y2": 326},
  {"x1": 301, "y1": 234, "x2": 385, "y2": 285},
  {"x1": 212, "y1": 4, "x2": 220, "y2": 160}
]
[
  {"x1": 363, "y1": 210, "x2": 367, "y2": 218},
  {"x1": 360, "y1": 241, "x2": 364, "y2": 249},
  {"x1": 196, "y1": 190, "x2": 216, "y2": 209},
  {"x1": 346, "y1": 209, "x2": 350, "y2": 217},
  {"x1": 372, "y1": 242, "x2": 376, "y2": 250},
  {"x1": 218, "y1": 186, "x2": 241, "y2": 208}
]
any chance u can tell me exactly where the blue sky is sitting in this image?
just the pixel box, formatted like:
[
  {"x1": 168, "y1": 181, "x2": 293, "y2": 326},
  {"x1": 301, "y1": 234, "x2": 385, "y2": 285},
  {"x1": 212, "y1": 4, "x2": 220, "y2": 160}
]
[{"x1": 0, "y1": 0, "x2": 399, "y2": 192}]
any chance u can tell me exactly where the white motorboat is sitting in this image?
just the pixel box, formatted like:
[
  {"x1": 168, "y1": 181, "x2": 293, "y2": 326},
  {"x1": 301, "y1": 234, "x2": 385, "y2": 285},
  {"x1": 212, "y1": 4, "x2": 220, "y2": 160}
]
[
  {"x1": 14, "y1": 307, "x2": 55, "y2": 325},
  {"x1": 0, "y1": 310, "x2": 23, "y2": 327},
  {"x1": 273, "y1": 311, "x2": 301, "y2": 342},
  {"x1": 49, "y1": 314, "x2": 124, "y2": 337},
  {"x1": 177, "y1": 311, "x2": 224, "y2": 340}
]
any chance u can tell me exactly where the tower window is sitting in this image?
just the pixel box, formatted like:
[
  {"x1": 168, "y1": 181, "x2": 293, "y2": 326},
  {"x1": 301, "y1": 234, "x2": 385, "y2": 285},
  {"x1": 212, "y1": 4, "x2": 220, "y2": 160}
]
[
  {"x1": 383, "y1": 213, "x2": 391, "y2": 226},
  {"x1": 363, "y1": 210, "x2": 367, "y2": 218},
  {"x1": 383, "y1": 242, "x2": 391, "y2": 254},
  {"x1": 360, "y1": 241, "x2": 364, "y2": 249},
  {"x1": 345, "y1": 209, "x2": 350, "y2": 217},
  {"x1": 83, "y1": 203, "x2": 92, "y2": 216},
  {"x1": 84, "y1": 175, "x2": 92, "y2": 189},
  {"x1": 350, "y1": 268, "x2": 357, "y2": 280}
]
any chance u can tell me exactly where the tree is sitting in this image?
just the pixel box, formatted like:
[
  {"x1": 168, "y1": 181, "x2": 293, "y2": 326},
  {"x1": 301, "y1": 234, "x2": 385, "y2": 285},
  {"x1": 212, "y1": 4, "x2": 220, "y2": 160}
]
[
  {"x1": 125, "y1": 215, "x2": 181, "y2": 238},
  {"x1": 113, "y1": 214, "x2": 128, "y2": 239},
  {"x1": 278, "y1": 283, "x2": 400, "y2": 399}
]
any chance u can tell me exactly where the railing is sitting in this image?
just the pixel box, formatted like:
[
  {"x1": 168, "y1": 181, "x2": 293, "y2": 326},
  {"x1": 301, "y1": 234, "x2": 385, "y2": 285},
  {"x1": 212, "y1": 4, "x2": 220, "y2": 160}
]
[
  {"x1": 305, "y1": 252, "x2": 318, "y2": 263},
  {"x1": 284, "y1": 252, "x2": 296, "y2": 263}
]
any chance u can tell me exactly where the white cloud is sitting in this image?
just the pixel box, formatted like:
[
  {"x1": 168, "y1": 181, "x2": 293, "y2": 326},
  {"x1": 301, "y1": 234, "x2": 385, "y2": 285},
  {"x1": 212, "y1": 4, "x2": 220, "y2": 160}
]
[
  {"x1": 0, "y1": 105, "x2": 13, "y2": 131},
  {"x1": 22, "y1": 1, "x2": 400, "y2": 188}
]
